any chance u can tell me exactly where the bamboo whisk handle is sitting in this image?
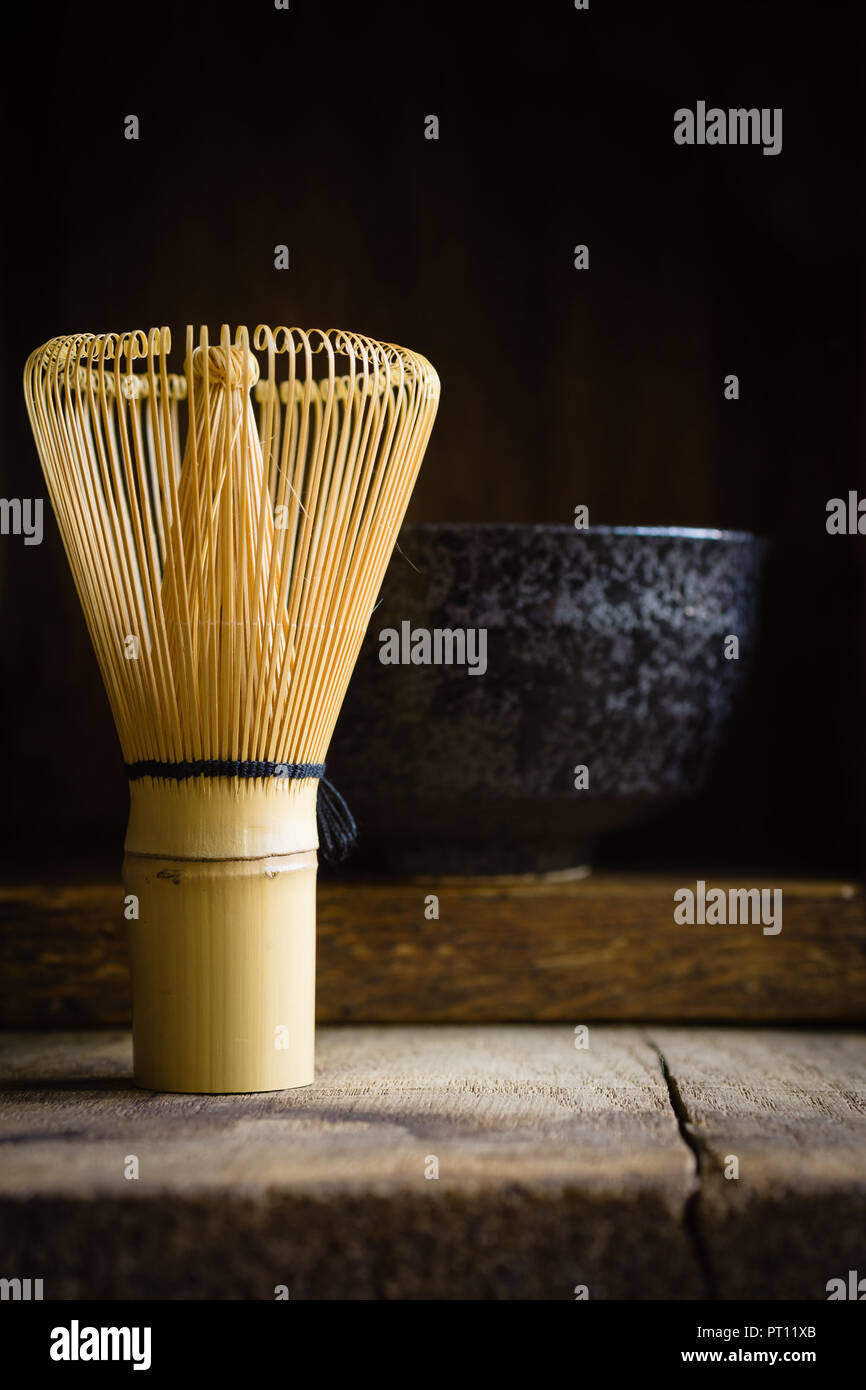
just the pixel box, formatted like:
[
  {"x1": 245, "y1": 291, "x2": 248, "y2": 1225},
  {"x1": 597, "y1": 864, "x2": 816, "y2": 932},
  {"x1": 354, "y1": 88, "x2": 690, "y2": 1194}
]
[
  {"x1": 124, "y1": 778, "x2": 318, "y2": 1094},
  {"x1": 125, "y1": 850, "x2": 316, "y2": 1094}
]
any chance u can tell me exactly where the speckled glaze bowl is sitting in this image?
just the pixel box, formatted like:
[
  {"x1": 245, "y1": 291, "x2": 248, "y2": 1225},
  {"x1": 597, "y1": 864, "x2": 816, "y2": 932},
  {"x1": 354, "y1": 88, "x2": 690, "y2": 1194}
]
[{"x1": 328, "y1": 524, "x2": 766, "y2": 874}]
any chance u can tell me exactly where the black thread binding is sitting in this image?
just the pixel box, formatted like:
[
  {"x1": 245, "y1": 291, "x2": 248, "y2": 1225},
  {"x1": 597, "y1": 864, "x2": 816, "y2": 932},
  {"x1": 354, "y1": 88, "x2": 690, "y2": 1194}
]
[
  {"x1": 125, "y1": 759, "x2": 326, "y2": 781},
  {"x1": 124, "y1": 759, "x2": 357, "y2": 864}
]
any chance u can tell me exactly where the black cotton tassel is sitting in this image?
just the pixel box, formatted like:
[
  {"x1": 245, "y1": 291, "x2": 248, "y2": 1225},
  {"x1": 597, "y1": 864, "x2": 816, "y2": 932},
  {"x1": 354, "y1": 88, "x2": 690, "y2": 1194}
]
[{"x1": 316, "y1": 777, "x2": 358, "y2": 864}]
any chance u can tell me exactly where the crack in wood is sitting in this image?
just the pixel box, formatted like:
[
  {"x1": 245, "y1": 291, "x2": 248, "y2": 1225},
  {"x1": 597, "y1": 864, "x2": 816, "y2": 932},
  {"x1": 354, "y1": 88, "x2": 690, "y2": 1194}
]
[{"x1": 646, "y1": 1032, "x2": 719, "y2": 1300}]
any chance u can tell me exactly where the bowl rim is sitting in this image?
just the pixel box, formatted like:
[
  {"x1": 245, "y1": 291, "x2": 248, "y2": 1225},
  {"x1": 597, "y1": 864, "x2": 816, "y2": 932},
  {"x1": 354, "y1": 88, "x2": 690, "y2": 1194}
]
[{"x1": 400, "y1": 522, "x2": 763, "y2": 542}]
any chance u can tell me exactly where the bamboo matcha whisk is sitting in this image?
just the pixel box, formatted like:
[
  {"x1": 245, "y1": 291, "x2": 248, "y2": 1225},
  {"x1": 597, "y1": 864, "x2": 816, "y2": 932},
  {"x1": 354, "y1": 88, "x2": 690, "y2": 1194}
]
[{"x1": 24, "y1": 324, "x2": 439, "y2": 1093}]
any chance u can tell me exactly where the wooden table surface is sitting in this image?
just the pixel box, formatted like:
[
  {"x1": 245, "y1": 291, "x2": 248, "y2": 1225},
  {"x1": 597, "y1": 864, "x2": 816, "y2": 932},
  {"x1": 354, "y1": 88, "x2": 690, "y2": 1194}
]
[{"x1": 1, "y1": 1025, "x2": 864, "y2": 1299}]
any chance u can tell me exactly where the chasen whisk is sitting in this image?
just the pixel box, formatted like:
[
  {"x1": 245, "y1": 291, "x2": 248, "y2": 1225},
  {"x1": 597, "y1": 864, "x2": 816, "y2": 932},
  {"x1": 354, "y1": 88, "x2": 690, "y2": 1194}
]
[{"x1": 24, "y1": 323, "x2": 439, "y2": 1092}]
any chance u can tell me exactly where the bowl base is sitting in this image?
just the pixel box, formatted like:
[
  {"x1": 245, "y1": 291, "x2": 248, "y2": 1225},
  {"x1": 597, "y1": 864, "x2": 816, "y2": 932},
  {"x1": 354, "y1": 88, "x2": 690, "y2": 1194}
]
[{"x1": 346, "y1": 834, "x2": 595, "y2": 878}]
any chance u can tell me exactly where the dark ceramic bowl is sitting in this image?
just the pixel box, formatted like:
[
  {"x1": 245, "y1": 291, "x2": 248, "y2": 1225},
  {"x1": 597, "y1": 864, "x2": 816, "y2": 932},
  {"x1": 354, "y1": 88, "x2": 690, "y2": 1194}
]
[{"x1": 328, "y1": 524, "x2": 766, "y2": 874}]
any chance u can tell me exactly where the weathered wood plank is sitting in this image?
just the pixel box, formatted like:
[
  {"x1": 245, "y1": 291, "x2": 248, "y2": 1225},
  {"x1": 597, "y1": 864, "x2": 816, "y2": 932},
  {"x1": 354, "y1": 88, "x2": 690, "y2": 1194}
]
[
  {"x1": 1, "y1": 874, "x2": 864, "y2": 1026},
  {"x1": 0, "y1": 1026, "x2": 700, "y2": 1299},
  {"x1": 651, "y1": 1027, "x2": 866, "y2": 1300}
]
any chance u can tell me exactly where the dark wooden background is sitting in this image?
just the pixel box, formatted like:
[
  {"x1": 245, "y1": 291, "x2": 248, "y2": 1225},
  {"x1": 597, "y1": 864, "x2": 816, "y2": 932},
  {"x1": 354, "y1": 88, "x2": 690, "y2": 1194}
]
[{"x1": 0, "y1": 0, "x2": 861, "y2": 875}]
